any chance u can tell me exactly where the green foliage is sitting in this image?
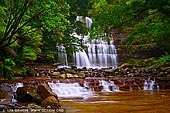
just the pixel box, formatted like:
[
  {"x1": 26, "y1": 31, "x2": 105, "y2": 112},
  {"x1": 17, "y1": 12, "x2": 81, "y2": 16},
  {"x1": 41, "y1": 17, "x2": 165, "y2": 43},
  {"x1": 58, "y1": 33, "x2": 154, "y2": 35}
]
[
  {"x1": 126, "y1": 10, "x2": 170, "y2": 52},
  {"x1": 33, "y1": 0, "x2": 72, "y2": 62},
  {"x1": 0, "y1": 59, "x2": 15, "y2": 79},
  {"x1": 0, "y1": 0, "x2": 71, "y2": 79},
  {"x1": 46, "y1": 54, "x2": 55, "y2": 63},
  {"x1": 125, "y1": 57, "x2": 156, "y2": 68},
  {"x1": 22, "y1": 47, "x2": 37, "y2": 61},
  {"x1": 5, "y1": 59, "x2": 16, "y2": 66},
  {"x1": 1, "y1": 0, "x2": 169, "y2": 79},
  {"x1": 89, "y1": 0, "x2": 170, "y2": 53},
  {"x1": 66, "y1": 0, "x2": 89, "y2": 17},
  {"x1": 153, "y1": 52, "x2": 170, "y2": 68}
]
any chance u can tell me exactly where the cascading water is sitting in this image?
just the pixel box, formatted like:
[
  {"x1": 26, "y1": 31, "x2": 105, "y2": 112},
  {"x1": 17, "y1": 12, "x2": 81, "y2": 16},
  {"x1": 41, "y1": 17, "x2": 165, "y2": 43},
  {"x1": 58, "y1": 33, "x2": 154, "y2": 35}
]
[
  {"x1": 57, "y1": 16, "x2": 118, "y2": 68},
  {"x1": 73, "y1": 16, "x2": 117, "y2": 68},
  {"x1": 143, "y1": 78, "x2": 159, "y2": 90},
  {"x1": 99, "y1": 80, "x2": 119, "y2": 92},
  {"x1": 0, "y1": 83, "x2": 23, "y2": 103},
  {"x1": 84, "y1": 39, "x2": 117, "y2": 68},
  {"x1": 0, "y1": 78, "x2": 160, "y2": 102},
  {"x1": 47, "y1": 80, "x2": 120, "y2": 99},
  {"x1": 47, "y1": 79, "x2": 164, "y2": 99},
  {"x1": 57, "y1": 44, "x2": 68, "y2": 67},
  {"x1": 48, "y1": 82, "x2": 93, "y2": 98}
]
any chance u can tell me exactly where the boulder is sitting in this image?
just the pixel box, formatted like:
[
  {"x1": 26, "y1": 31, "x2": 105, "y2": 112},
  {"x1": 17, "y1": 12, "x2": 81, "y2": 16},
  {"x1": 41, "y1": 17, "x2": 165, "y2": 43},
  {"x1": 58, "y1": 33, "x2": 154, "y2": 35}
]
[
  {"x1": 66, "y1": 73, "x2": 74, "y2": 78},
  {"x1": 77, "y1": 72, "x2": 85, "y2": 78},
  {"x1": 26, "y1": 68, "x2": 37, "y2": 76},
  {"x1": 16, "y1": 86, "x2": 42, "y2": 103},
  {"x1": 51, "y1": 72, "x2": 61, "y2": 78},
  {"x1": 0, "y1": 88, "x2": 8, "y2": 99},
  {"x1": 120, "y1": 63, "x2": 133, "y2": 68},
  {"x1": 104, "y1": 69, "x2": 115, "y2": 77},
  {"x1": 0, "y1": 89, "x2": 12, "y2": 104},
  {"x1": 27, "y1": 103, "x2": 43, "y2": 109},
  {"x1": 37, "y1": 85, "x2": 58, "y2": 99},
  {"x1": 71, "y1": 65, "x2": 77, "y2": 70},
  {"x1": 73, "y1": 74, "x2": 79, "y2": 78},
  {"x1": 41, "y1": 96, "x2": 60, "y2": 109},
  {"x1": 52, "y1": 72, "x2": 61, "y2": 76},
  {"x1": 60, "y1": 74, "x2": 66, "y2": 78},
  {"x1": 52, "y1": 72, "x2": 66, "y2": 78},
  {"x1": 65, "y1": 69, "x2": 76, "y2": 74},
  {"x1": 0, "y1": 99, "x2": 12, "y2": 104}
]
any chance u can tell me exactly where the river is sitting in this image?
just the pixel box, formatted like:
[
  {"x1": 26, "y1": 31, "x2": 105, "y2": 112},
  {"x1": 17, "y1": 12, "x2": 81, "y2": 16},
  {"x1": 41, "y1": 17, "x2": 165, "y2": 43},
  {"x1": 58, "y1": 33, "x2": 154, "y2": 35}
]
[{"x1": 60, "y1": 90, "x2": 170, "y2": 113}]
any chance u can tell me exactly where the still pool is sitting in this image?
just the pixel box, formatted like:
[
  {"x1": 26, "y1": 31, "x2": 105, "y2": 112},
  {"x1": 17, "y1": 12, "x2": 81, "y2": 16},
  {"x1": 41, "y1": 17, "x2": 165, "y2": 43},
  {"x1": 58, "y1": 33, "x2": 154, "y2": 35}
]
[{"x1": 60, "y1": 90, "x2": 170, "y2": 113}]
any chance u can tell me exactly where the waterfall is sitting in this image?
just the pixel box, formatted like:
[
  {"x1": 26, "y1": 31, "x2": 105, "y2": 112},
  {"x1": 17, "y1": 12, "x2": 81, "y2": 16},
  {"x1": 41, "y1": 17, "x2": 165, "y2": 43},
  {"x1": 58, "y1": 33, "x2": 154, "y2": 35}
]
[
  {"x1": 73, "y1": 16, "x2": 117, "y2": 68},
  {"x1": 99, "y1": 80, "x2": 111, "y2": 92},
  {"x1": 57, "y1": 44, "x2": 68, "y2": 67},
  {"x1": 84, "y1": 39, "x2": 117, "y2": 68},
  {"x1": 143, "y1": 78, "x2": 159, "y2": 90},
  {"x1": 85, "y1": 17, "x2": 93, "y2": 28},
  {"x1": 57, "y1": 16, "x2": 117, "y2": 68},
  {"x1": 99, "y1": 80, "x2": 119, "y2": 92},
  {"x1": 74, "y1": 50, "x2": 91, "y2": 68}
]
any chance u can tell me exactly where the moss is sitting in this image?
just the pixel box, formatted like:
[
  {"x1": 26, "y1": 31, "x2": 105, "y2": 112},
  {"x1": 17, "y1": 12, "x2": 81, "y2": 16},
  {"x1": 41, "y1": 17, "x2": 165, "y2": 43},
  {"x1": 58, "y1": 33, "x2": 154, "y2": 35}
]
[{"x1": 125, "y1": 58, "x2": 155, "y2": 68}]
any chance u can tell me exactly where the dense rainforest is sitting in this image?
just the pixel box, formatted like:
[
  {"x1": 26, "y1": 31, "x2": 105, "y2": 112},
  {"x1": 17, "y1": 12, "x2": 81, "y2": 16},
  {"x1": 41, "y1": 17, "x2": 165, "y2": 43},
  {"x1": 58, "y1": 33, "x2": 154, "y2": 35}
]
[{"x1": 0, "y1": 0, "x2": 170, "y2": 79}]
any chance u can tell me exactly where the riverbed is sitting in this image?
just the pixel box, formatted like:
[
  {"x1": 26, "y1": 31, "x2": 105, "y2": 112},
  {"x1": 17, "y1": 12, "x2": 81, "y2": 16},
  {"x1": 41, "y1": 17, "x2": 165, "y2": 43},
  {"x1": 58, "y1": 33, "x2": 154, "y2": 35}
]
[{"x1": 60, "y1": 90, "x2": 170, "y2": 113}]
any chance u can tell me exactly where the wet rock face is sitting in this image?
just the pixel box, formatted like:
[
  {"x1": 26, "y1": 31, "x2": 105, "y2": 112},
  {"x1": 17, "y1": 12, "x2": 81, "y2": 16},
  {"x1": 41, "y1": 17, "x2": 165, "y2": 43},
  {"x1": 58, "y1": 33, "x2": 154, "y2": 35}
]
[
  {"x1": 37, "y1": 85, "x2": 61, "y2": 108},
  {"x1": 16, "y1": 86, "x2": 43, "y2": 104},
  {"x1": 37, "y1": 85, "x2": 58, "y2": 99}
]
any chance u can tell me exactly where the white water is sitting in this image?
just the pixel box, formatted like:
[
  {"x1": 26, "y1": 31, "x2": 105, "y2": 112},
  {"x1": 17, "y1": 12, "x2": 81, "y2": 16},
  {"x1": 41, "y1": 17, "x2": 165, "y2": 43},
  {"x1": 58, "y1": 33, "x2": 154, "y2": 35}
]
[
  {"x1": 82, "y1": 39, "x2": 117, "y2": 68},
  {"x1": 74, "y1": 50, "x2": 91, "y2": 68},
  {"x1": 47, "y1": 79, "x2": 159, "y2": 98},
  {"x1": 57, "y1": 44, "x2": 68, "y2": 66},
  {"x1": 48, "y1": 82, "x2": 93, "y2": 99},
  {"x1": 0, "y1": 78, "x2": 160, "y2": 101},
  {"x1": 73, "y1": 16, "x2": 117, "y2": 68},
  {"x1": 57, "y1": 16, "x2": 117, "y2": 68},
  {"x1": 143, "y1": 78, "x2": 159, "y2": 90},
  {"x1": 99, "y1": 80, "x2": 119, "y2": 92},
  {"x1": 47, "y1": 80, "x2": 120, "y2": 99}
]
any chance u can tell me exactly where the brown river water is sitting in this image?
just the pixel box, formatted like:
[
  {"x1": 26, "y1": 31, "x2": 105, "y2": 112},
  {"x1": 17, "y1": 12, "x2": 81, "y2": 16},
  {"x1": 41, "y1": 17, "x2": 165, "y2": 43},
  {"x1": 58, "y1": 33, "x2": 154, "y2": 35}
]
[{"x1": 60, "y1": 90, "x2": 170, "y2": 113}]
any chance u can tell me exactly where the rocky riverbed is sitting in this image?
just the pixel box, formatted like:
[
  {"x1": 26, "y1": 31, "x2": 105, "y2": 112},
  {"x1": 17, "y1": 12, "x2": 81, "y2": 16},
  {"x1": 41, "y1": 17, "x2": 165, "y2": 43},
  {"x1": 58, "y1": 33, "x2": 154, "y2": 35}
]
[{"x1": 0, "y1": 63, "x2": 170, "y2": 112}]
